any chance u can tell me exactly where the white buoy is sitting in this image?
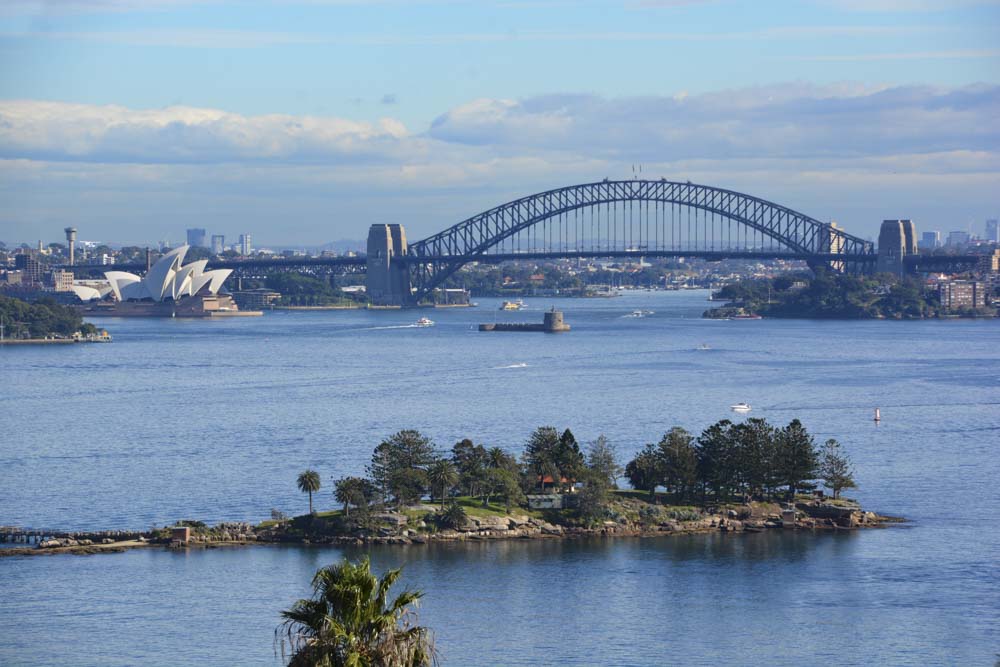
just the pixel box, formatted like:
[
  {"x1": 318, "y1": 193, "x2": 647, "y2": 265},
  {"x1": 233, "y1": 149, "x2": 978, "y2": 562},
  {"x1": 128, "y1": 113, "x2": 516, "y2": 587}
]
[{"x1": 874, "y1": 407, "x2": 881, "y2": 422}]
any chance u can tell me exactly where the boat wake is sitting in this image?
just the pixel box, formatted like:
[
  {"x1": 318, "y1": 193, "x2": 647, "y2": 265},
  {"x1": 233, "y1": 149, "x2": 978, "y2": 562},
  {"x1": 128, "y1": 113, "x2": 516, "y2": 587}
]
[{"x1": 493, "y1": 362, "x2": 529, "y2": 369}]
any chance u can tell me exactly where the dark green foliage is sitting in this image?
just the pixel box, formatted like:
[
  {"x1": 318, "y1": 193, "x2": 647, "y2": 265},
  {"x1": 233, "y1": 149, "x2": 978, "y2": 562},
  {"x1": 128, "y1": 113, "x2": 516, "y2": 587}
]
[
  {"x1": 712, "y1": 269, "x2": 946, "y2": 320},
  {"x1": 426, "y1": 459, "x2": 459, "y2": 505},
  {"x1": 480, "y1": 468, "x2": 525, "y2": 510},
  {"x1": 586, "y1": 435, "x2": 622, "y2": 489},
  {"x1": 657, "y1": 427, "x2": 698, "y2": 500},
  {"x1": 297, "y1": 469, "x2": 321, "y2": 514},
  {"x1": 625, "y1": 443, "x2": 661, "y2": 502},
  {"x1": 774, "y1": 419, "x2": 819, "y2": 497},
  {"x1": 276, "y1": 557, "x2": 433, "y2": 666},
  {"x1": 334, "y1": 477, "x2": 378, "y2": 517},
  {"x1": 0, "y1": 295, "x2": 97, "y2": 338},
  {"x1": 367, "y1": 430, "x2": 436, "y2": 505},
  {"x1": 264, "y1": 272, "x2": 347, "y2": 306},
  {"x1": 522, "y1": 426, "x2": 583, "y2": 492},
  {"x1": 575, "y1": 469, "x2": 611, "y2": 526},
  {"x1": 819, "y1": 438, "x2": 857, "y2": 499},
  {"x1": 624, "y1": 418, "x2": 824, "y2": 503},
  {"x1": 450, "y1": 439, "x2": 489, "y2": 497},
  {"x1": 438, "y1": 501, "x2": 467, "y2": 530}
]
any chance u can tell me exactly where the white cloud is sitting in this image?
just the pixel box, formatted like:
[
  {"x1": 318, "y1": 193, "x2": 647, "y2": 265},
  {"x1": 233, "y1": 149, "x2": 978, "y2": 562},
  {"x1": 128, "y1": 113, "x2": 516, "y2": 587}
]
[{"x1": 1, "y1": 83, "x2": 997, "y2": 243}]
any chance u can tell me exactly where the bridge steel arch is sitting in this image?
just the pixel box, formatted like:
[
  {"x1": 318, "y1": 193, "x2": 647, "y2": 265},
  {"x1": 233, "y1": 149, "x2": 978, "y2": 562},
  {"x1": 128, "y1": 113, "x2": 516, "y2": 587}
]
[{"x1": 406, "y1": 179, "x2": 875, "y2": 302}]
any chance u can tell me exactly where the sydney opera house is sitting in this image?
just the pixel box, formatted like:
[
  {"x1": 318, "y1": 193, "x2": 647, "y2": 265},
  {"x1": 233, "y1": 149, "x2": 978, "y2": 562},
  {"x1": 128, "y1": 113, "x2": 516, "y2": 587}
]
[{"x1": 79, "y1": 246, "x2": 256, "y2": 317}]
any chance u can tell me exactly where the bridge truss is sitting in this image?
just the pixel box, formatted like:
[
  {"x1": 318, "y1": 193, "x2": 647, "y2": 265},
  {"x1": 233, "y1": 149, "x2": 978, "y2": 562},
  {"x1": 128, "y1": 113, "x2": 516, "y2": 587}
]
[{"x1": 405, "y1": 179, "x2": 875, "y2": 302}]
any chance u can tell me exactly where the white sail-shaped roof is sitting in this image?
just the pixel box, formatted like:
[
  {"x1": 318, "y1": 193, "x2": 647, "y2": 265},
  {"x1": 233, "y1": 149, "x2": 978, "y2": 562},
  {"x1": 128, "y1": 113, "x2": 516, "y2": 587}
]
[
  {"x1": 100, "y1": 246, "x2": 232, "y2": 302},
  {"x1": 146, "y1": 246, "x2": 187, "y2": 302}
]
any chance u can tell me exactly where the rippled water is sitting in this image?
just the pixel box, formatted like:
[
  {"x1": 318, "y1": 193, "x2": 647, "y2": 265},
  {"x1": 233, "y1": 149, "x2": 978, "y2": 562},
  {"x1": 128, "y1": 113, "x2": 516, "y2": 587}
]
[{"x1": 2, "y1": 291, "x2": 998, "y2": 665}]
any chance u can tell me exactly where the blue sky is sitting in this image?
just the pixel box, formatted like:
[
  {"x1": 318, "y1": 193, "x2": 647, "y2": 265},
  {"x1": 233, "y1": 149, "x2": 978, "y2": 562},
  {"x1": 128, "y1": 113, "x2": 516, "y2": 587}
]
[{"x1": 1, "y1": 0, "x2": 998, "y2": 245}]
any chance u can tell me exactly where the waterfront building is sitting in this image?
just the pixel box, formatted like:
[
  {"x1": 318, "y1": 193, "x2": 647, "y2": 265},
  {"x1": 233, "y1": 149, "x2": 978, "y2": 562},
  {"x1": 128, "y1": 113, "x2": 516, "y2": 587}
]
[
  {"x1": 938, "y1": 280, "x2": 988, "y2": 311},
  {"x1": 211, "y1": 235, "x2": 225, "y2": 254},
  {"x1": 231, "y1": 288, "x2": 281, "y2": 310},
  {"x1": 919, "y1": 231, "x2": 941, "y2": 251},
  {"x1": 104, "y1": 246, "x2": 232, "y2": 302},
  {"x1": 239, "y1": 233, "x2": 252, "y2": 256},
  {"x1": 186, "y1": 228, "x2": 207, "y2": 248}
]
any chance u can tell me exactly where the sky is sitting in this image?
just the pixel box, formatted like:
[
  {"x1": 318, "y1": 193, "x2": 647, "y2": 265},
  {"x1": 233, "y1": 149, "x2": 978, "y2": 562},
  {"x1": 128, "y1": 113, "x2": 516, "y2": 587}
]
[{"x1": 1, "y1": 0, "x2": 998, "y2": 247}]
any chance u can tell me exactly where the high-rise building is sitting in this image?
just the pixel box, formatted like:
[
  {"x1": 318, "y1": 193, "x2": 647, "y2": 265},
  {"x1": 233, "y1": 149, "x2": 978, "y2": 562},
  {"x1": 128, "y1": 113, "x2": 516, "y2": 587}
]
[
  {"x1": 939, "y1": 280, "x2": 988, "y2": 311},
  {"x1": 919, "y1": 231, "x2": 941, "y2": 251},
  {"x1": 186, "y1": 228, "x2": 207, "y2": 248},
  {"x1": 987, "y1": 219, "x2": 999, "y2": 243},
  {"x1": 14, "y1": 253, "x2": 43, "y2": 284},
  {"x1": 947, "y1": 230, "x2": 970, "y2": 247},
  {"x1": 239, "y1": 233, "x2": 252, "y2": 256},
  {"x1": 211, "y1": 234, "x2": 225, "y2": 254}
]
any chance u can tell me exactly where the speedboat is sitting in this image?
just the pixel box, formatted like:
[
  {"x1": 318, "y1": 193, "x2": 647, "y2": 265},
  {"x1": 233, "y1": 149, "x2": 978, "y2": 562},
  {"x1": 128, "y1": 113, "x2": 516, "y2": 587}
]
[
  {"x1": 415, "y1": 317, "x2": 434, "y2": 327},
  {"x1": 730, "y1": 402, "x2": 752, "y2": 413},
  {"x1": 626, "y1": 309, "x2": 654, "y2": 318}
]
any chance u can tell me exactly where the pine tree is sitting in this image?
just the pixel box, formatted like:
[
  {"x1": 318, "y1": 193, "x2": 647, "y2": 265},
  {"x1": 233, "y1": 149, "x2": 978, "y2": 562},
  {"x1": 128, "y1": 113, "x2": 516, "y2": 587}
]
[
  {"x1": 819, "y1": 438, "x2": 857, "y2": 499},
  {"x1": 774, "y1": 419, "x2": 819, "y2": 498},
  {"x1": 657, "y1": 427, "x2": 698, "y2": 501}
]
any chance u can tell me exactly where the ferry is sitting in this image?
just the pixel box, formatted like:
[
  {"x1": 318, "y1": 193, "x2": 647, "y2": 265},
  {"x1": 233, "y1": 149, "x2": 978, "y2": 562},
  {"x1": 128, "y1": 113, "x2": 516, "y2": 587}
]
[
  {"x1": 415, "y1": 317, "x2": 435, "y2": 327},
  {"x1": 730, "y1": 402, "x2": 752, "y2": 413},
  {"x1": 500, "y1": 299, "x2": 525, "y2": 311}
]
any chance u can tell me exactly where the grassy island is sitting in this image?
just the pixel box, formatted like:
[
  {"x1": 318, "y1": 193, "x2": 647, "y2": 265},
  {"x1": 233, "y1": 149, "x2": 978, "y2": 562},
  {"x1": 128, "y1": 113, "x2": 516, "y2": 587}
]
[
  {"x1": 2, "y1": 419, "x2": 900, "y2": 558},
  {"x1": 704, "y1": 270, "x2": 996, "y2": 319}
]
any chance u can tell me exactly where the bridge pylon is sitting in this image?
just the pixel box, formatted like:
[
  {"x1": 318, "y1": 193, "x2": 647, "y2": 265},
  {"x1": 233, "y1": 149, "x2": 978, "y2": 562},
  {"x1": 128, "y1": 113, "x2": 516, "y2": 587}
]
[{"x1": 366, "y1": 224, "x2": 413, "y2": 306}]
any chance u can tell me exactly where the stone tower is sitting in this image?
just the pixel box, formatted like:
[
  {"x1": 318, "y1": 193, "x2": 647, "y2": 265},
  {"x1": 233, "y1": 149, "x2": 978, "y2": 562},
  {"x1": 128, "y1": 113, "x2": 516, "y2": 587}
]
[
  {"x1": 877, "y1": 219, "x2": 917, "y2": 275},
  {"x1": 366, "y1": 224, "x2": 412, "y2": 306}
]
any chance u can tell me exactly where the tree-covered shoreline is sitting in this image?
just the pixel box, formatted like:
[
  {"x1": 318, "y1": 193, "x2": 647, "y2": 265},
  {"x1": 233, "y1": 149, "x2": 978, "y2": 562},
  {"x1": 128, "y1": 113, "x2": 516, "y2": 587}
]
[
  {"x1": 705, "y1": 270, "x2": 996, "y2": 319},
  {"x1": 0, "y1": 294, "x2": 98, "y2": 338}
]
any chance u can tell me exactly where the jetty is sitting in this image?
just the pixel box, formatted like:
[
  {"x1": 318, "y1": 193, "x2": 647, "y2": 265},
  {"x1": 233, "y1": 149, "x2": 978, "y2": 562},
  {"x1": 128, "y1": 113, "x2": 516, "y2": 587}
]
[{"x1": 479, "y1": 308, "x2": 570, "y2": 333}]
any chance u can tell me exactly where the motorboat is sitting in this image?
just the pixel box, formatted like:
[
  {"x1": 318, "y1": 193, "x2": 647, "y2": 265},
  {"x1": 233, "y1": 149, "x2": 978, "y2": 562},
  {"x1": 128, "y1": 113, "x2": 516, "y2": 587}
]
[
  {"x1": 500, "y1": 299, "x2": 525, "y2": 311},
  {"x1": 626, "y1": 309, "x2": 654, "y2": 318},
  {"x1": 697, "y1": 343, "x2": 711, "y2": 351},
  {"x1": 415, "y1": 317, "x2": 434, "y2": 327},
  {"x1": 730, "y1": 402, "x2": 752, "y2": 413}
]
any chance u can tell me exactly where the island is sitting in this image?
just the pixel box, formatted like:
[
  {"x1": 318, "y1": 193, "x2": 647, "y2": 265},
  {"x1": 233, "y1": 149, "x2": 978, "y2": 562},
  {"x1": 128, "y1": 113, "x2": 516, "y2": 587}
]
[{"x1": 1, "y1": 419, "x2": 902, "y2": 557}]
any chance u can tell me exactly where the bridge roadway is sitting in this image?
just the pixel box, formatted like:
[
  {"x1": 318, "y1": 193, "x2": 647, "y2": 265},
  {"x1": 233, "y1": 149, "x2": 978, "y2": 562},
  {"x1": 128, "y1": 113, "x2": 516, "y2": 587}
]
[
  {"x1": 62, "y1": 249, "x2": 878, "y2": 275},
  {"x1": 60, "y1": 250, "x2": 981, "y2": 276}
]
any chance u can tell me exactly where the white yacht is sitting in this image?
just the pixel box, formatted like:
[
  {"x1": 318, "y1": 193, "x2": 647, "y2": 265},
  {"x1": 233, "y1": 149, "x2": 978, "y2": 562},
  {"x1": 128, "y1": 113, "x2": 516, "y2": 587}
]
[
  {"x1": 730, "y1": 402, "x2": 752, "y2": 413},
  {"x1": 415, "y1": 317, "x2": 434, "y2": 327}
]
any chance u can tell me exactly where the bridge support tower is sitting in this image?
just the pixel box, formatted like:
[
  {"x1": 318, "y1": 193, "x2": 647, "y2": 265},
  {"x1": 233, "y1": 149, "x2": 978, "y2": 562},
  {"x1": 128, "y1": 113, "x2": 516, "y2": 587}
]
[
  {"x1": 877, "y1": 219, "x2": 917, "y2": 275},
  {"x1": 366, "y1": 224, "x2": 413, "y2": 306}
]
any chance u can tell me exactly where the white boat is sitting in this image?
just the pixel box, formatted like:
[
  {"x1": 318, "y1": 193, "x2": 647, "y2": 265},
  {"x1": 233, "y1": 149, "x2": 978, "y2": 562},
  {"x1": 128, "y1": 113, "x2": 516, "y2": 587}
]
[
  {"x1": 415, "y1": 317, "x2": 434, "y2": 327},
  {"x1": 626, "y1": 309, "x2": 654, "y2": 318},
  {"x1": 697, "y1": 343, "x2": 711, "y2": 351},
  {"x1": 730, "y1": 402, "x2": 752, "y2": 413}
]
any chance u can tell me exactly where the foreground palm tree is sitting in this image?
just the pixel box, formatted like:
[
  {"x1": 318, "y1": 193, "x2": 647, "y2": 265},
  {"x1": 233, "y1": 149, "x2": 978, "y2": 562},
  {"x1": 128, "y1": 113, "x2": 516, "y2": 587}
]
[
  {"x1": 277, "y1": 557, "x2": 434, "y2": 667},
  {"x1": 297, "y1": 469, "x2": 321, "y2": 515}
]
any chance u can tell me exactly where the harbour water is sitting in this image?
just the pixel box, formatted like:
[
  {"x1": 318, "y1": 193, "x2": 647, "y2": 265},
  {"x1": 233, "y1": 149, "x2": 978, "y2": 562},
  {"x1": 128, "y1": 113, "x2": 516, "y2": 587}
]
[{"x1": 2, "y1": 291, "x2": 998, "y2": 665}]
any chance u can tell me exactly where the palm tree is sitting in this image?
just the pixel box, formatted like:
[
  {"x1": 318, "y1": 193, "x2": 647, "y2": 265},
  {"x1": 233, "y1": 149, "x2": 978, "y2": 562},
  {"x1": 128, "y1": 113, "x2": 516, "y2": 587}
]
[
  {"x1": 277, "y1": 557, "x2": 434, "y2": 667},
  {"x1": 426, "y1": 460, "x2": 458, "y2": 506},
  {"x1": 297, "y1": 469, "x2": 321, "y2": 515}
]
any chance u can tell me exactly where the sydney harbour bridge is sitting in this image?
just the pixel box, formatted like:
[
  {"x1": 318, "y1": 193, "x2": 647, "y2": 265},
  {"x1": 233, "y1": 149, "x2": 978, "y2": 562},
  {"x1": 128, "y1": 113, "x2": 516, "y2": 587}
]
[{"x1": 70, "y1": 179, "x2": 981, "y2": 306}]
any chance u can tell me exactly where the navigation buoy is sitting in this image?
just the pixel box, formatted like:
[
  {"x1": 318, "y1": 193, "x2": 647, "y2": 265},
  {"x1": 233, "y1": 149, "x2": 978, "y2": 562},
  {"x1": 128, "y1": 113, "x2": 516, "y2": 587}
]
[{"x1": 874, "y1": 407, "x2": 881, "y2": 423}]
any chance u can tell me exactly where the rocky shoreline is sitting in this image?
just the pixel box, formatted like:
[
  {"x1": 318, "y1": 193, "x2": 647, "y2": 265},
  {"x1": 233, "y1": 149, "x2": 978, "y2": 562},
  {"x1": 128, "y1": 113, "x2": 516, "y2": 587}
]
[{"x1": 0, "y1": 498, "x2": 903, "y2": 558}]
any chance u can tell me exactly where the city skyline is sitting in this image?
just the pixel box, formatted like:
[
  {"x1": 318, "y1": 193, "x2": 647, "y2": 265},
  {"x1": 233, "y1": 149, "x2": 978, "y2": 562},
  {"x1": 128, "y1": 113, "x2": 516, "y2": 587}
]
[{"x1": 1, "y1": 0, "x2": 999, "y2": 245}]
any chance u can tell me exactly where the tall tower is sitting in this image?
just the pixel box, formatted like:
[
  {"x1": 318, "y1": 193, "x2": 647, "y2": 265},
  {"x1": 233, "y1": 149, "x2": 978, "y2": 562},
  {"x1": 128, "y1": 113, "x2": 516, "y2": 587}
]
[
  {"x1": 877, "y1": 220, "x2": 917, "y2": 275},
  {"x1": 64, "y1": 227, "x2": 77, "y2": 266}
]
